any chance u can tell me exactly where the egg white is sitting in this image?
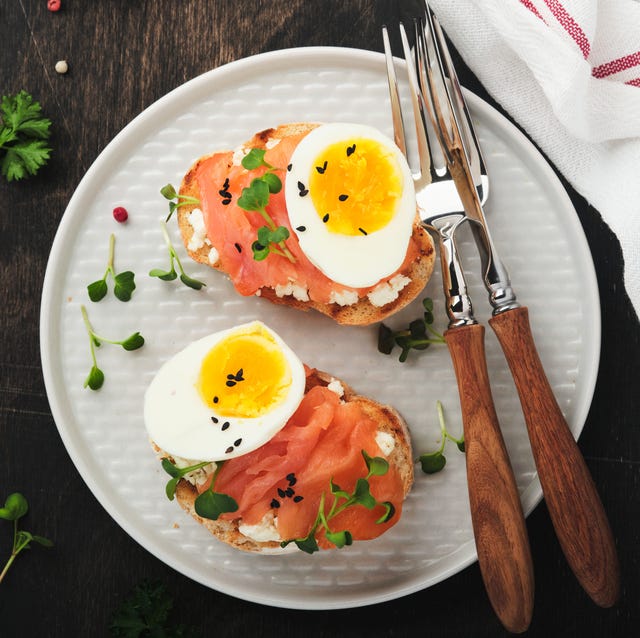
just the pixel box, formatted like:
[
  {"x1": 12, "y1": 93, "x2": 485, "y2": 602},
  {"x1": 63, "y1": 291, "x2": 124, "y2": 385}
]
[
  {"x1": 143, "y1": 321, "x2": 306, "y2": 461},
  {"x1": 285, "y1": 123, "x2": 416, "y2": 288}
]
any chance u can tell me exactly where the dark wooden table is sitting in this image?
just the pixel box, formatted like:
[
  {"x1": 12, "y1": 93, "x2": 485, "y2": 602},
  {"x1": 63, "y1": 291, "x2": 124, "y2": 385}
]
[{"x1": 1, "y1": 1, "x2": 638, "y2": 636}]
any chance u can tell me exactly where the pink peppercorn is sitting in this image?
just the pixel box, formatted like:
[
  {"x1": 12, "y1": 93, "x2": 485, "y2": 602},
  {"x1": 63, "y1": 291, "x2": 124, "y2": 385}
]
[
  {"x1": 48, "y1": 0, "x2": 61, "y2": 11},
  {"x1": 112, "y1": 206, "x2": 129, "y2": 223}
]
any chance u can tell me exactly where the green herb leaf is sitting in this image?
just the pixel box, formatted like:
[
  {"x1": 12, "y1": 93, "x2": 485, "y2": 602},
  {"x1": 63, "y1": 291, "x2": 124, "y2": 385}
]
[
  {"x1": 352, "y1": 478, "x2": 376, "y2": 509},
  {"x1": 161, "y1": 458, "x2": 181, "y2": 478},
  {"x1": 329, "y1": 479, "x2": 351, "y2": 501},
  {"x1": 362, "y1": 450, "x2": 389, "y2": 477},
  {"x1": 293, "y1": 534, "x2": 320, "y2": 555},
  {"x1": 262, "y1": 171, "x2": 282, "y2": 194},
  {"x1": 194, "y1": 490, "x2": 238, "y2": 521},
  {"x1": 160, "y1": 183, "x2": 178, "y2": 200},
  {"x1": 419, "y1": 451, "x2": 447, "y2": 474},
  {"x1": 325, "y1": 530, "x2": 353, "y2": 549},
  {"x1": 149, "y1": 267, "x2": 177, "y2": 281},
  {"x1": 113, "y1": 271, "x2": 136, "y2": 302},
  {"x1": 0, "y1": 493, "x2": 28, "y2": 521},
  {"x1": 0, "y1": 91, "x2": 52, "y2": 182},
  {"x1": 110, "y1": 580, "x2": 200, "y2": 638},
  {"x1": 121, "y1": 332, "x2": 145, "y2": 351},
  {"x1": 179, "y1": 273, "x2": 206, "y2": 290},
  {"x1": 376, "y1": 502, "x2": 396, "y2": 524},
  {"x1": 237, "y1": 178, "x2": 270, "y2": 211},
  {"x1": 251, "y1": 241, "x2": 270, "y2": 261},
  {"x1": 32, "y1": 535, "x2": 54, "y2": 548},
  {"x1": 84, "y1": 365, "x2": 105, "y2": 391},
  {"x1": 377, "y1": 297, "x2": 445, "y2": 362},
  {"x1": 165, "y1": 477, "x2": 179, "y2": 501},
  {"x1": 241, "y1": 148, "x2": 269, "y2": 170},
  {"x1": 87, "y1": 279, "x2": 108, "y2": 302}
]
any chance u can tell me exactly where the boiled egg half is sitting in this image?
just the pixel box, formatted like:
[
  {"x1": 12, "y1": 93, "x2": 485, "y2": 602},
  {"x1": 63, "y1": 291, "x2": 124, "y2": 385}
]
[
  {"x1": 285, "y1": 123, "x2": 416, "y2": 288},
  {"x1": 144, "y1": 321, "x2": 306, "y2": 461}
]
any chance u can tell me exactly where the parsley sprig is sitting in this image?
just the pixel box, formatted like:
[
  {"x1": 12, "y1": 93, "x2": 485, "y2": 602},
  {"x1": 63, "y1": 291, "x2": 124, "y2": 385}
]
[
  {"x1": 87, "y1": 234, "x2": 136, "y2": 302},
  {"x1": 81, "y1": 305, "x2": 145, "y2": 390},
  {"x1": 0, "y1": 493, "x2": 53, "y2": 584},
  {"x1": 0, "y1": 91, "x2": 52, "y2": 182},
  {"x1": 237, "y1": 148, "x2": 295, "y2": 263},
  {"x1": 160, "y1": 183, "x2": 200, "y2": 223},
  {"x1": 281, "y1": 451, "x2": 395, "y2": 554},
  {"x1": 378, "y1": 298, "x2": 445, "y2": 362},
  {"x1": 149, "y1": 222, "x2": 206, "y2": 290},
  {"x1": 419, "y1": 401, "x2": 465, "y2": 474},
  {"x1": 161, "y1": 458, "x2": 238, "y2": 521},
  {"x1": 110, "y1": 580, "x2": 200, "y2": 638}
]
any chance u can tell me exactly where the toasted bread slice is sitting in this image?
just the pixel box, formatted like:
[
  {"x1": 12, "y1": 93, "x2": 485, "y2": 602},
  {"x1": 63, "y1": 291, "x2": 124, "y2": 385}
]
[
  {"x1": 177, "y1": 123, "x2": 435, "y2": 325},
  {"x1": 167, "y1": 368, "x2": 413, "y2": 554}
]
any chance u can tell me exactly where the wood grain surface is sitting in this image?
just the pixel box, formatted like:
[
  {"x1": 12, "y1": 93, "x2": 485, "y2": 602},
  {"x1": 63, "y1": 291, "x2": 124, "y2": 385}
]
[{"x1": 1, "y1": 1, "x2": 638, "y2": 637}]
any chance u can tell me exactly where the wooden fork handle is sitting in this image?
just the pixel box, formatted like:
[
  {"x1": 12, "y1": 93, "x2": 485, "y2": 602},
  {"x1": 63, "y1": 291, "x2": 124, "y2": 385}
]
[
  {"x1": 445, "y1": 323, "x2": 534, "y2": 633},
  {"x1": 489, "y1": 306, "x2": 620, "y2": 607}
]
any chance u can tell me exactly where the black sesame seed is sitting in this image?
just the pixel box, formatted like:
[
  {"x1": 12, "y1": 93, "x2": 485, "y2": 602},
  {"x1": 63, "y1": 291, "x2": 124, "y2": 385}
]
[
  {"x1": 299, "y1": 189, "x2": 308, "y2": 197},
  {"x1": 221, "y1": 422, "x2": 230, "y2": 431},
  {"x1": 287, "y1": 164, "x2": 292, "y2": 172},
  {"x1": 322, "y1": 213, "x2": 330, "y2": 223},
  {"x1": 295, "y1": 225, "x2": 306, "y2": 232},
  {"x1": 347, "y1": 144, "x2": 356, "y2": 156},
  {"x1": 338, "y1": 194, "x2": 349, "y2": 201},
  {"x1": 315, "y1": 161, "x2": 328, "y2": 174},
  {"x1": 226, "y1": 380, "x2": 236, "y2": 387},
  {"x1": 211, "y1": 416, "x2": 219, "y2": 424},
  {"x1": 297, "y1": 181, "x2": 305, "y2": 191},
  {"x1": 222, "y1": 198, "x2": 232, "y2": 206},
  {"x1": 234, "y1": 242, "x2": 242, "y2": 253},
  {"x1": 271, "y1": 499, "x2": 281, "y2": 508},
  {"x1": 277, "y1": 488, "x2": 286, "y2": 498},
  {"x1": 293, "y1": 495, "x2": 304, "y2": 503},
  {"x1": 223, "y1": 178, "x2": 230, "y2": 188},
  {"x1": 359, "y1": 227, "x2": 368, "y2": 235},
  {"x1": 213, "y1": 396, "x2": 219, "y2": 403},
  {"x1": 234, "y1": 438, "x2": 242, "y2": 447},
  {"x1": 286, "y1": 473, "x2": 296, "y2": 485},
  {"x1": 285, "y1": 487, "x2": 295, "y2": 497},
  {"x1": 225, "y1": 446, "x2": 234, "y2": 454}
]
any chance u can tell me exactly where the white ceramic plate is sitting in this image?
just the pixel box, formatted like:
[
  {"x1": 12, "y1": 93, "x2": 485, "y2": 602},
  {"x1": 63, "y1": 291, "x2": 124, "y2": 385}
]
[{"x1": 40, "y1": 47, "x2": 600, "y2": 610}]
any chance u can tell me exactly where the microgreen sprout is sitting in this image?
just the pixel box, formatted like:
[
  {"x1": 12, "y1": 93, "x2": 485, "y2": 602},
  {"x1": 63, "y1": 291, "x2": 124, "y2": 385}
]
[
  {"x1": 160, "y1": 183, "x2": 200, "y2": 222},
  {"x1": 0, "y1": 492, "x2": 53, "y2": 584},
  {"x1": 378, "y1": 297, "x2": 445, "y2": 362},
  {"x1": 281, "y1": 450, "x2": 395, "y2": 554},
  {"x1": 237, "y1": 148, "x2": 295, "y2": 263},
  {"x1": 419, "y1": 401, "x2": 465, "y2": 474},
  {"x1": 87, "y1": 233, "x2": 136, "y2": 302},
  {"x1": 149, "y1": 222, "x2": 206, "y2": 290},
  {"x1": 81, "y1": 304, "x2": 145, "y2": 390},
  {"x1": 161, "y1": 458, "x2": 238, "y2": 521}
]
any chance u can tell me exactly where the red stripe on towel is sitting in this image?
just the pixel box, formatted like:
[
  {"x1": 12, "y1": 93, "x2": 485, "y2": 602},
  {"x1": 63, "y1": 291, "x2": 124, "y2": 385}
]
[
  {"x1": 592, "y1": 51, "x2": 640, "y2": 78},
  {"x1": 543, "y1": 0, "x2": 591, "y2": 58},
  {"x1": 626, "y1": 77, "x2": 640, "y2": 87},
  {"x1": 519, "y1": 0, "x2": 547, "y2": 22}
]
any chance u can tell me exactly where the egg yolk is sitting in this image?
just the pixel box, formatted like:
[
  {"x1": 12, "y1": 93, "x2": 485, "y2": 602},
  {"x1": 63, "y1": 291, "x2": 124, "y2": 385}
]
[
  {"x1": 308, "y1": 138, "x2": 403, "y2": 236},
  {"x1": 197, "y1": 326, "x2": 291, "y2": 418}
]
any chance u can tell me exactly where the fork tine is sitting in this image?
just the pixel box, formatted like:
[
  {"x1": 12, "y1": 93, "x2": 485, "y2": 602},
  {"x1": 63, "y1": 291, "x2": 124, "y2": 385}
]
[
  {"x1": 397, "y1": 22, "x2": 433, "y2": 180},
  {"x1": 382, "y1": 26, "x2": 408, "y2": 158},
  {"x1": 424, "y1": 2, "x2": 488, "y2": 195}
]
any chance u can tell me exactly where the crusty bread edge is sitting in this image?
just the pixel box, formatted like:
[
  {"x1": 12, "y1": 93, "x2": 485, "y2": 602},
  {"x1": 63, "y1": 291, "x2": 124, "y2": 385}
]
[
  {"x1": 176, "y1": 123, "x2": 436, "y2": 326},
  {"x1": 168, "y1": 368, "x2": 414, "y2": 554}
]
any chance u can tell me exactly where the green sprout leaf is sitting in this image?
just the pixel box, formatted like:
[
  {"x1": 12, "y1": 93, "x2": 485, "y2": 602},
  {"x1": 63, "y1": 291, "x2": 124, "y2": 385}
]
[
  {"x1": 160, "y1": 183, "x2": 200, "y2": 222},
  {"x1": 0, "y1": 493, "x2": 52, "y2": 584},
  {"x1": 378, "y1": 297, "x2": 445, "y2": 362},
  {"x1": 325, "y1": 530, "x2": 353, "y2": 549},
  {"x1": 81, "y1": 305, "x2": 144, "y2": 391},
  {"x1": 150, "y1": 222, "x2": 206, "y2": 290},
  {"x1": 241, "y1": 148, "x2": 271, "y2": 170},
  {"x1": 87, "y1": 234, "x2": 136, "y2": 303},
  {"x1": 237, "y1": 177, "x2": 270, "y2": 211},
  {"x1": 194, "y1": 490, "x2": 238, "y2": 521},
  {"x1": 418, "y1": 401, "x2": 464, "y2": 475}
]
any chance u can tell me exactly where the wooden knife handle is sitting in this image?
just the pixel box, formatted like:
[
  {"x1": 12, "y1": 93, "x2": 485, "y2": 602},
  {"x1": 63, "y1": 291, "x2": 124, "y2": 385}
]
[
  {"x1": 445, "y1": 323, "x2": 534, "y2": 633},
  {"x1": 489, "y1": 306, "x2": 620, "y2": 607}
]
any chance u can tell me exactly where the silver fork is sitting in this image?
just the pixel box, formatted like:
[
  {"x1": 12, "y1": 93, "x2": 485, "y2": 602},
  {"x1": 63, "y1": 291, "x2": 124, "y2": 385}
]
[
  {"x1": 420, "y1": 3, "x2": 620, "y2": 610},
  {"x1": 383, "y1": 21, "x2": 535, "y2": 635}
]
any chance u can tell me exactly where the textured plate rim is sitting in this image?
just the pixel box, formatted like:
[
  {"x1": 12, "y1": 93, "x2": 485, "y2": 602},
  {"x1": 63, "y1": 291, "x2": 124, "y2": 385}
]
[{"x1": 39, "y1": 46, "x2": 600, "y2": 610}]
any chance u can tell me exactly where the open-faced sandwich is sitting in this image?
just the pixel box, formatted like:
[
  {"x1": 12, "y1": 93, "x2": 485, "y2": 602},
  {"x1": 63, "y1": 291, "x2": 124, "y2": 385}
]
[
  {"x1": 175, "y1": 122, "x2": 435, "y2": 325},
  {"x1": 144, "y1": 320, "x2": 413, "y2": 553}
]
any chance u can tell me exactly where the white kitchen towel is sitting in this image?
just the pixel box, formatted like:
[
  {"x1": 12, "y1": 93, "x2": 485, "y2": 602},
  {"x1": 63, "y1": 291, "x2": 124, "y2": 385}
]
[{"x1": 429, "y1": 0, "x2": 640, "y2": 319}]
